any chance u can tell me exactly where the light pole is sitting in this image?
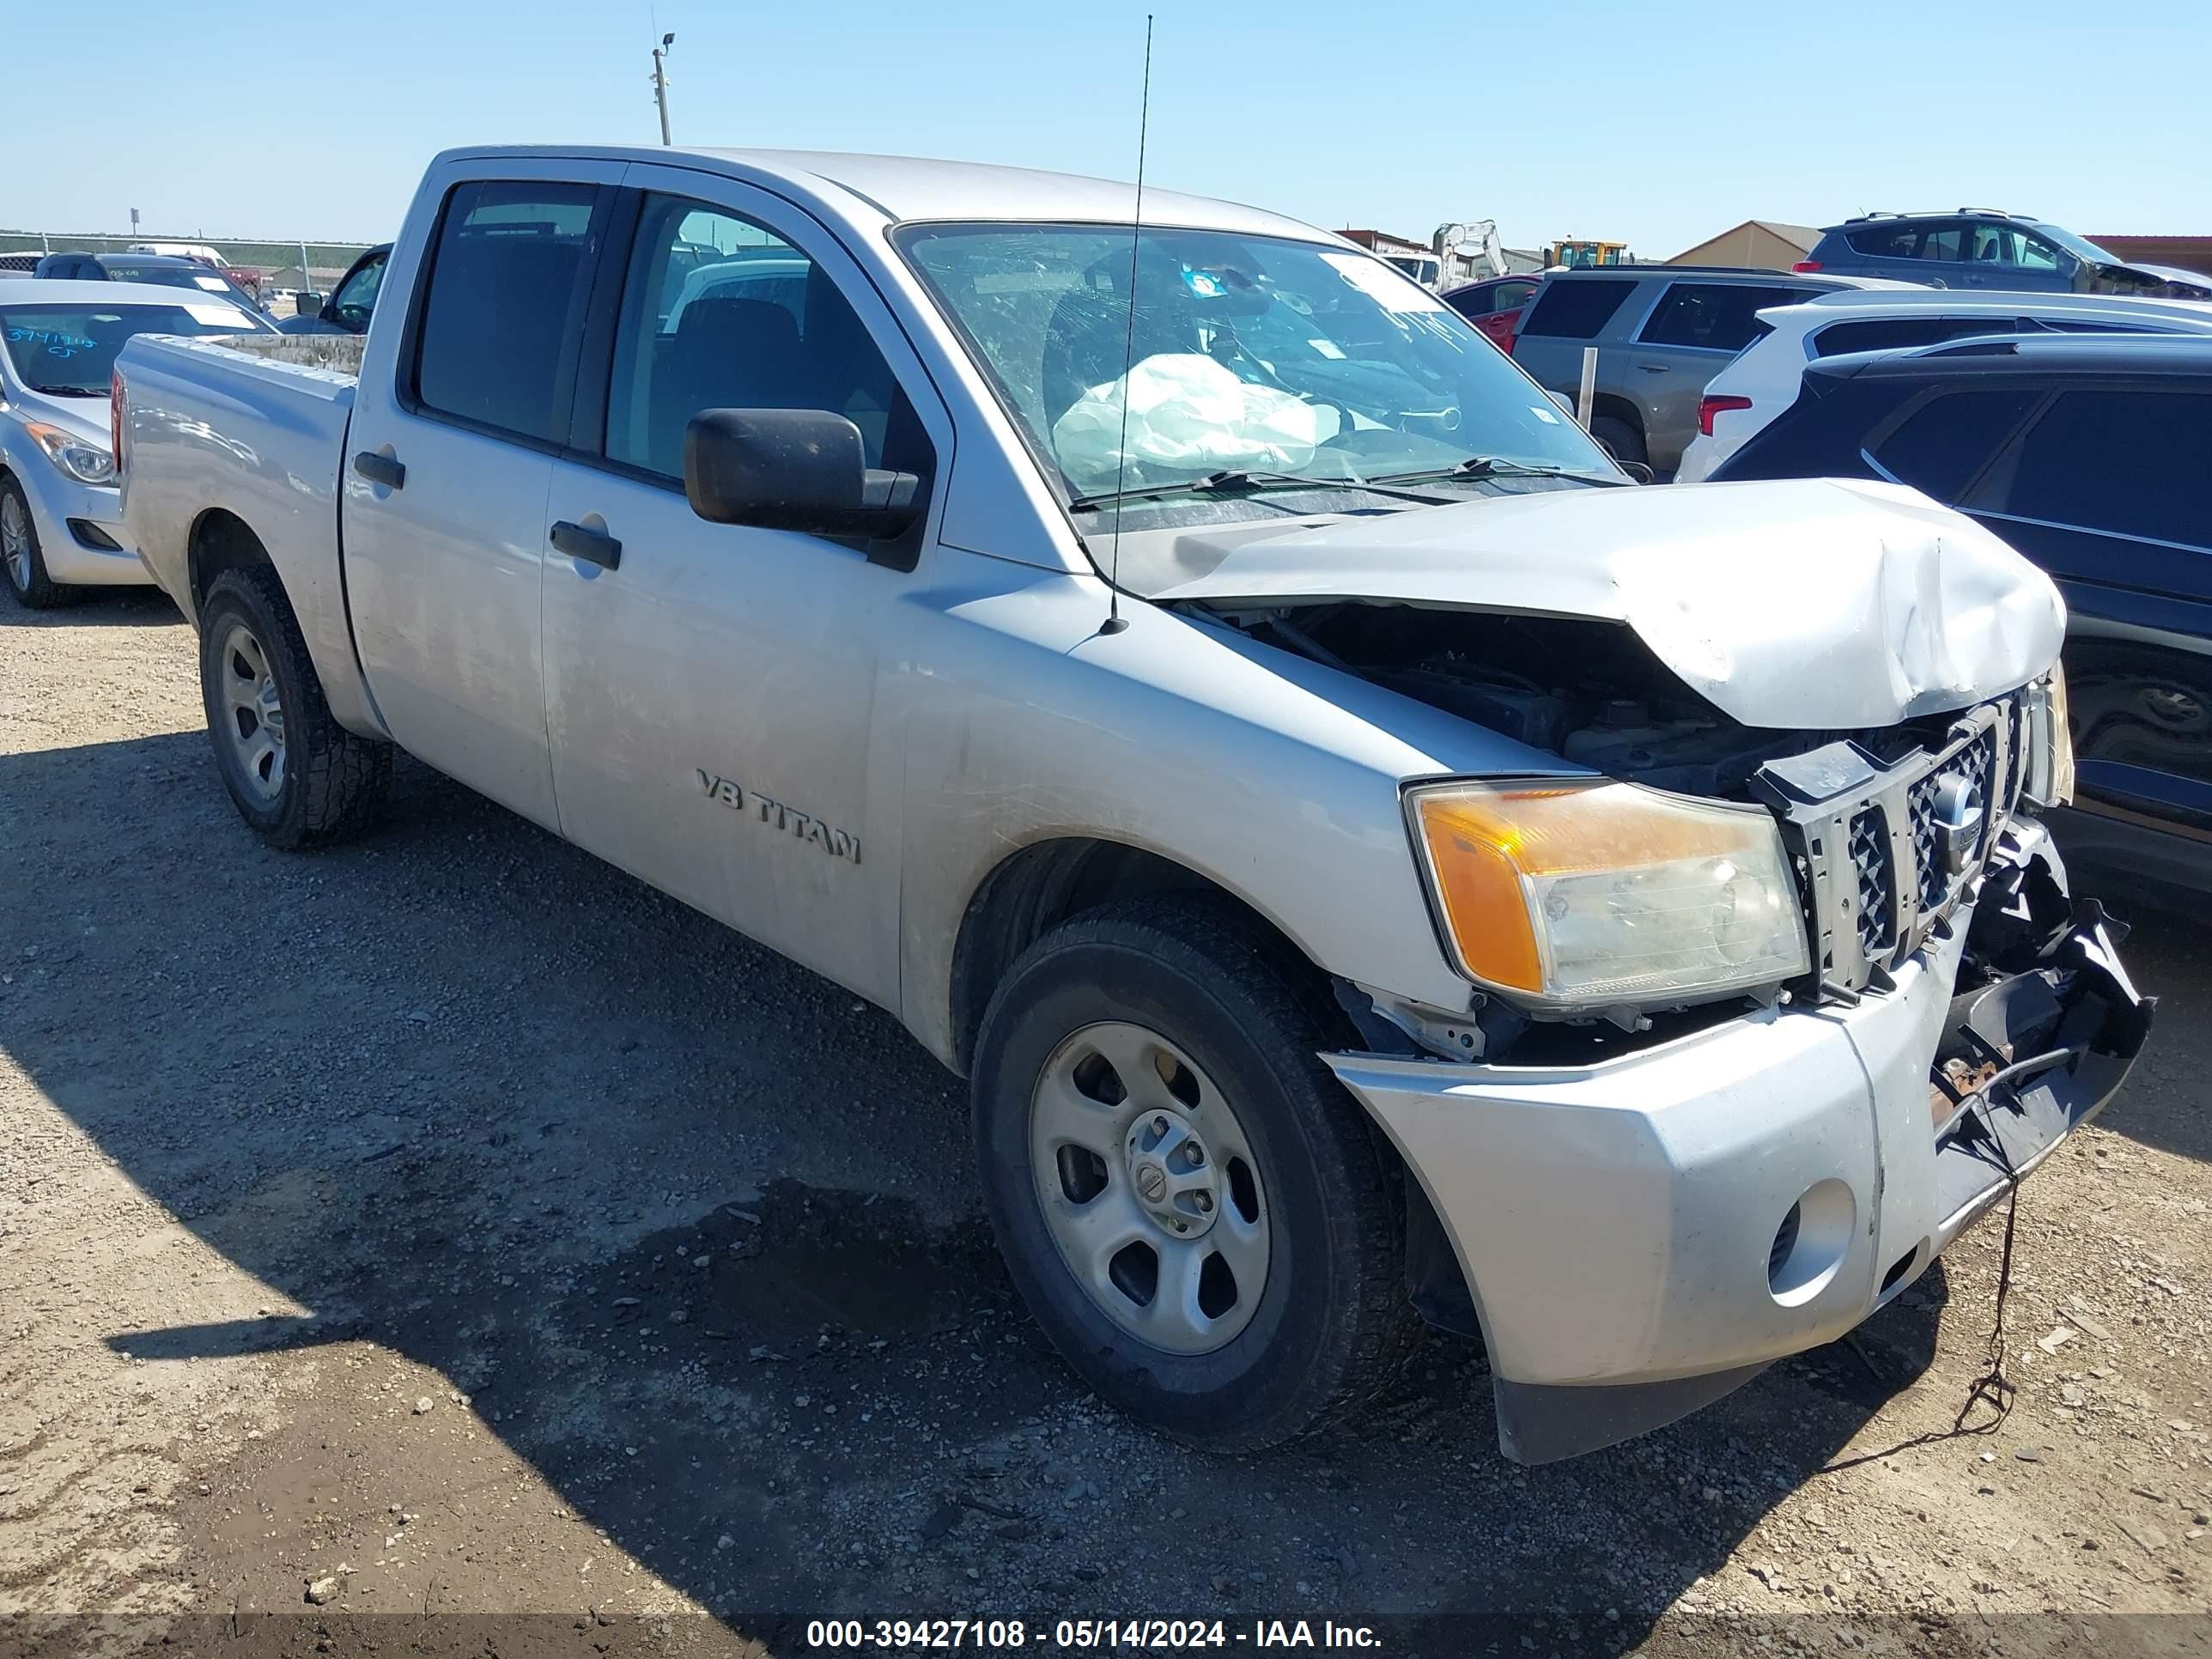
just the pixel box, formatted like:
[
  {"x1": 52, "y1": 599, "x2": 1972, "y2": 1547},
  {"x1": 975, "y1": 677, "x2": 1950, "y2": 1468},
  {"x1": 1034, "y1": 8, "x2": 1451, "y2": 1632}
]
[{"x1": 650, "y1": 32, "x2": 675, "y2": 146}]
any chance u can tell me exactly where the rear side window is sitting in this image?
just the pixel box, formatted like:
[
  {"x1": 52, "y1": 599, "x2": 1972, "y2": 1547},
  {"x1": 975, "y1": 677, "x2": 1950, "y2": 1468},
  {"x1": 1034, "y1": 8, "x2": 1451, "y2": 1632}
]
[
  {"x1": 1811, "y1": 316, "x2": 2021, "y2": 356},
  {"x1": 1638, "y1": 283, "x2": 1807, "y2": 352},
  {"x1": 1982, "y1": 388, "x2": 2212, "y2": 547},
  {"x1": 1871, "y1": 386, "x2": 2039, "y2": 501},
  {"x1": 1846, "y1": 222, "x2": 1964, "y2": 261},
  {"x1": 1518, "y1": 278, "x2": 1637, "y2": 340},
  {"x1": 412, "y1": 180, "x2": 602, "y2": 444}
]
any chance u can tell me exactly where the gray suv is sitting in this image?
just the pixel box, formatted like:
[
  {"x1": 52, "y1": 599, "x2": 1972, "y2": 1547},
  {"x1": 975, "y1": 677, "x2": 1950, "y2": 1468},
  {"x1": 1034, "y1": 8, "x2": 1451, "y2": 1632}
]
[{"x1": 1510, "y1": 265, "x2": 1863, "y2": 474}]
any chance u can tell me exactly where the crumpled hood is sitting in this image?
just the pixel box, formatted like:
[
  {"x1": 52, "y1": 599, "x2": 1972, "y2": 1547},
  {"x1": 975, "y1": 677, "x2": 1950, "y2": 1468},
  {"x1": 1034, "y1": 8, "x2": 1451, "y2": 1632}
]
[{"x1": 1151, "y1": 477, "x2": 2067, "y2": 729}]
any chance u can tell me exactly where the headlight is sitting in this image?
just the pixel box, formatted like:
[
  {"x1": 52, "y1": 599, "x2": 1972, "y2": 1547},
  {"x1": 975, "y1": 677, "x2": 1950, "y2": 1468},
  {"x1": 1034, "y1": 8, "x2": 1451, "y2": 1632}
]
[
  {"x1": 2021, "y1": 666, "x2": 2075, "y2": 809},
  {"x1": 1408, "y1": 778, "x2": 1811, "y2": 1009},
  {"x1": 23, "y1": 421, "x2": 116, "y2": 486}
]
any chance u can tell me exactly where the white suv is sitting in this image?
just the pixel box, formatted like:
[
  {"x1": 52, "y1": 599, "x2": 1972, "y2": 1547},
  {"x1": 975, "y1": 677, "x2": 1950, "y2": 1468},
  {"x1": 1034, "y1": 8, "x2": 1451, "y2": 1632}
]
[{"x1": 1676, "y1": 289, "x2": 2212, "y2": 483}]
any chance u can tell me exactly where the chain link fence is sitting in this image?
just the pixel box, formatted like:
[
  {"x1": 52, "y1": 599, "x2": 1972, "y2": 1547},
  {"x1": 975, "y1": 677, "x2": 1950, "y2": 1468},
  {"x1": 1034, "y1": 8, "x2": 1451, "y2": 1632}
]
[{"x1": 0, "y1": 230, "x2": 377, "y2": 302}]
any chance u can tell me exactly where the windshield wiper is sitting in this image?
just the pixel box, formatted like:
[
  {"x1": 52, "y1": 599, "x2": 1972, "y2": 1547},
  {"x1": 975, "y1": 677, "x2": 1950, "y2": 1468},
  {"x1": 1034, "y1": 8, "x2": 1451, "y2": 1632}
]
[
  {"x1": 1365, "y1": 456, "x2": 1625, "y2": 487},
  {"x1": 28, "y1": 384, "x2": 100, "y2": 397},
  {"x1": 1067, "y1": 469, "x2": 1452, "y2": 511}
]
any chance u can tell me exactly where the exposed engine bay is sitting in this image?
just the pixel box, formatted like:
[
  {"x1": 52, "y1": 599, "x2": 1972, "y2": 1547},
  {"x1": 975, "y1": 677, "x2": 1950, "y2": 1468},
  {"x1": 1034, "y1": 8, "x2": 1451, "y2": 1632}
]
[{"x1": 1217, "y1": 602, "x2": 1966, "y2": 799}]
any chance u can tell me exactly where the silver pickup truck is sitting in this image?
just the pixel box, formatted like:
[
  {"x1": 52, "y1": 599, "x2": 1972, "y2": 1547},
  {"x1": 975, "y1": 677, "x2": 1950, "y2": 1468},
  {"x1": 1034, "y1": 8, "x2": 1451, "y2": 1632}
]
[{"x1": 116, "y1": 145, "x2": 2151, "y2": 1463}]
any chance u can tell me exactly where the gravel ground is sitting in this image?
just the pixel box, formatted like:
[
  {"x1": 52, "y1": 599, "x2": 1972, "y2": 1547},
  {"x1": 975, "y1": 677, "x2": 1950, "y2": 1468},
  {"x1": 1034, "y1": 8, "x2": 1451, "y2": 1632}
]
[{"x1": 1, "y1": 592, "x2": 2207, "y2": 1658}]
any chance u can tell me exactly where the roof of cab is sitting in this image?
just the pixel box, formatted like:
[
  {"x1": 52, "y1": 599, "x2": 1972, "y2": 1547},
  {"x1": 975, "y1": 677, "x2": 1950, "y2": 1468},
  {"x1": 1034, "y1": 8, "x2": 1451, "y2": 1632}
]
[{"x1": 434, "y1": 144, "x2": 1338, "y2": 244}]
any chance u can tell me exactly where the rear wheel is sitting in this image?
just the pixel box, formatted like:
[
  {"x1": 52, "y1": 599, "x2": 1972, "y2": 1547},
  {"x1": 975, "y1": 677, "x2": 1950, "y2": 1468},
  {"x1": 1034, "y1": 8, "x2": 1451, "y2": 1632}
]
[
  {"x1": 1589, "y1": 414, "x2": 1647, "y2": 469},
  {"x1": 973, "y1": 898, "x2": 1417, "y2": 1450},
  {"x1": 198, "y1": 565, "x2": 391, "y2": 848},
  {"x1": 2, "y1": 475, "x2": 81, "y2": 610}
]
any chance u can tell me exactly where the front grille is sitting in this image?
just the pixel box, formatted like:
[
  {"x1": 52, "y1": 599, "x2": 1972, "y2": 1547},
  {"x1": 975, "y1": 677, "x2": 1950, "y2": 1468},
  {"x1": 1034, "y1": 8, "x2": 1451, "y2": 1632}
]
[
  {"x1": 1755, "y1": 695, "x2": 2021, "y2": 998},
  {"x1": 1847, "y1": 808, "x2": 1893, "y2": 957},
  {"x1": 1905, "y1": 728, "x2": 1997, "y2": 912}
]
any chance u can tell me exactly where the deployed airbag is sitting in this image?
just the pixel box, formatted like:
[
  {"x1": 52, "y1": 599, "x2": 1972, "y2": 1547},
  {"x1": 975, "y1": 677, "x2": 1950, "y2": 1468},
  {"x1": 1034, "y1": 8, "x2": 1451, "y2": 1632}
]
[{"x1": 1050, "y1": 352, "x2": 1339, "y2": 491}]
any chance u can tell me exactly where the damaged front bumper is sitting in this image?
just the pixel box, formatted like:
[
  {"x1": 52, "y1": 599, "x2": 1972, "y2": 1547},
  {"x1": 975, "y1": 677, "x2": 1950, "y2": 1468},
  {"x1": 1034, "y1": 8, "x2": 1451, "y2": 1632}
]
[{"x1": 1327, "y1": 820, "x2": 2152, "y2": 1464}]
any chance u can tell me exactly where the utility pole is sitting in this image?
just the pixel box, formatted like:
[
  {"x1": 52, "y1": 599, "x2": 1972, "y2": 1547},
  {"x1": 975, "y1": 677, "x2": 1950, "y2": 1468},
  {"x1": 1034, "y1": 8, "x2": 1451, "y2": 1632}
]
[{"x1": 650, "y1": 33, "x2": 675, "y2": 145}]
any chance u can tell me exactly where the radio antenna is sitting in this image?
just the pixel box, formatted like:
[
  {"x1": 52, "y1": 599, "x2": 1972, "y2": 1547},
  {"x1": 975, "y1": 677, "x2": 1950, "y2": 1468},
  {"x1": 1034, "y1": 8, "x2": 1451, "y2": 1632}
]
[{"x1": 1098, "y1": 12, "x2": 1154, "y2": 638}]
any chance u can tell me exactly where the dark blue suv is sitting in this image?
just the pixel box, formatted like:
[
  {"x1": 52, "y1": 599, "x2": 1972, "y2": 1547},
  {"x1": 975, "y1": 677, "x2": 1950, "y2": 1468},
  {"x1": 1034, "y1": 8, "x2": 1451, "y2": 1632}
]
[
  {"x1": 1799, "y1": 210, "x2": 2210, "y2": 300},
  {"x1": 1712, "y1": 333, "x2": 2212, "y2": 898}
]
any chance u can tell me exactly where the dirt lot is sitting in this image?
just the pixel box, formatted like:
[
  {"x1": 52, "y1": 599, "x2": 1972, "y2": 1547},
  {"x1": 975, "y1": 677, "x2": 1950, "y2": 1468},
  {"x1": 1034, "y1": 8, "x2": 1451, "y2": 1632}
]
[{"x1": 2, "y1": 593, "x2": 2208, "y2": 1658}]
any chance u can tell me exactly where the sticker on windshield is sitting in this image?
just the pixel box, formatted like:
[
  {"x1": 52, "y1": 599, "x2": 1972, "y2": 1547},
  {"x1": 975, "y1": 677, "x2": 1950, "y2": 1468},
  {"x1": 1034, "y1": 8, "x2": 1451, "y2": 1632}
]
[
  {"x1": 193, "y1": 276, "x2": 228, "y2": 291},
  {"x1": 1320, "y1": 253, "x2": 1449, "y2": 313},
  {"x1": 184, "y1": 302, "x2": 247, "y2": 327},
  {"x1": 1530, "y1": 404, "x2": 1561, "y2": 424},
  {"x1": 1308, "y1": 338, "x2": 1346, "y2": 360}
]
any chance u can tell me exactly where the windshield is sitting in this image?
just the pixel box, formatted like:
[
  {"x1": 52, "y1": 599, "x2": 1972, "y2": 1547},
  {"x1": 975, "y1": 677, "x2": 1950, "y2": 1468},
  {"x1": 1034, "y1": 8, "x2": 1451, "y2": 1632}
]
[
  {"x1": 897, "y1": 223, "x2": 1619, "y2": 513},
  {"x1": 2029, "y1": 222, "x2": 2121, "y2": 268},
  {"x1": 1, "y1": 301, "x2": 268, "y2": 395}
]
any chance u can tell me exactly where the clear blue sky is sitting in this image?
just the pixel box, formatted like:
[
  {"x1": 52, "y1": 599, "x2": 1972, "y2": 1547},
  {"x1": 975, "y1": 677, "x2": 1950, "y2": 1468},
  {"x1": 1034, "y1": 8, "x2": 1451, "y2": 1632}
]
[{"x1": 9, "y1": 0, "x2": 2208, "y2": 255}]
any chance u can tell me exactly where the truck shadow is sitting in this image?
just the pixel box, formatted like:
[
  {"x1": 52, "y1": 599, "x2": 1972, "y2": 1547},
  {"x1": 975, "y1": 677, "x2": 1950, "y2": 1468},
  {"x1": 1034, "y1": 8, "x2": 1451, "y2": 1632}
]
[
  {"x1": 0, "y1": 588, "x2": 183, "y2": 627},
  {"x1": 2, "y1": 729, "x2": 2201, "y2": 1650}
]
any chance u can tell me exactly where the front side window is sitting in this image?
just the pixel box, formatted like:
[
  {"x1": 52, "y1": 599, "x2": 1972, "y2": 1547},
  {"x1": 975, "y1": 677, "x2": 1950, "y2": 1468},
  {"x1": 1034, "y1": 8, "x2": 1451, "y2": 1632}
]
[
  {"x1": 1, "y1": 301, "x2": 267, "y2": 395},
  {"x1": 412, "y1": 180, "x2": 600, "y2": 444},
  {"x1": 2014, "y1": 233, "x2": 2064, "y2": 272},
  {"x1": 1982, "y1": 388, "x2": 2212, "y2": 547},
  {"x1": 331, "y1": 251, "x2": 386, "y2": 330},
  {"x1": 897, "y1": 223, "x2": 1615, "y2": 502},
  {"x1": 1871, "y1": 386, "x2": 2039, "y2": 501},
  {"x1": 1638, "y1": 283, "x2": 1804, "y2": 352},
  {"x1": 1449, "y1": 279, "x2": 1534, "y2": 320},
  {"x1": 603, "y1": 193, "x2": 910, "y2": 481}
]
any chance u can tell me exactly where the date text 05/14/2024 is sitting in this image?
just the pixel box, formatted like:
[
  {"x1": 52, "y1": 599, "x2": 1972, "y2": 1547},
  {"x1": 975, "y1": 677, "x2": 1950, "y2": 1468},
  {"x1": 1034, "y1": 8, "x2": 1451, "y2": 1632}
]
[{"x1": 804, "y1": 1620, "x2": 1383, "y2": 1650}]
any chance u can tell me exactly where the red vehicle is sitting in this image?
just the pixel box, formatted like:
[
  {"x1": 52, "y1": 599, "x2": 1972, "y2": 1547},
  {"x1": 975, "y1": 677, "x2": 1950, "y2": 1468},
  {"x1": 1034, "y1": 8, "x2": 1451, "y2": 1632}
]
[{"x1": 1443, "y1": 274, "x2": 1539, "y2": 349}]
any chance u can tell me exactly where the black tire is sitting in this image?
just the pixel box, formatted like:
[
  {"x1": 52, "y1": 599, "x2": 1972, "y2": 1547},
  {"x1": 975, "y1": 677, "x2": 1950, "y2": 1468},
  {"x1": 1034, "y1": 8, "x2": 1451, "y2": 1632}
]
[
  {"x1": 1, "y1": 472, "x2": 84, "y2": 611},
  {"x1": 198, "y1": 564, "x2": 391, "y2": 848},
  {"x1": 1589, "y1": 414, "x2": 1647, "y2": 469},
  {"x1": 972, "y1": 896, "x2": 1418, "y2": 1451}
]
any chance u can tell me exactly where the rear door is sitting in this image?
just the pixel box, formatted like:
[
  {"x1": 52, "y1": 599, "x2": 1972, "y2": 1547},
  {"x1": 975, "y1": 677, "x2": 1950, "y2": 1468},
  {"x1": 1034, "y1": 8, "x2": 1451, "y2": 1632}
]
[
  {"x1": 1955, "y1": 380, "x2": 2212, "y2": 830},
  {"x1": 1627, "y1": 280, "x2": 1809, "y2": 470},
  {"x1": 342, "y1": 162, "x2": 623, "y2": 830},
  {"x1": 1509, "y1": 275, "x2": 1638, "y2": 390}
]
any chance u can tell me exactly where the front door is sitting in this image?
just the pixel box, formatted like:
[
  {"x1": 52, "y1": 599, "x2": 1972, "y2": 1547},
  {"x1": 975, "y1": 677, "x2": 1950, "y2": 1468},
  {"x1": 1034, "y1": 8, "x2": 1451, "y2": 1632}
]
[
  {"x1": 537, "y1": 167, "x2": 951, "y2": 1006},
  {"x1": 343, "y1": 162, "x2": 623, "y2": 829}
]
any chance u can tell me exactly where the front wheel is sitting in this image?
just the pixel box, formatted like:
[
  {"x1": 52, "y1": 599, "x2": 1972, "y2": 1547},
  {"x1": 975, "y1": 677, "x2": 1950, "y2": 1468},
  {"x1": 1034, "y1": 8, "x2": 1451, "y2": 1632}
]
[
  {"x1": 2, "y1": 474, "x2": 82, "y2": 610},
  {"x1": 198, "y1": 565, "x2": 391, "y2": 848},
  {"x1": 972, "y1": 898, "x2": 1417, "y2": 1450}
]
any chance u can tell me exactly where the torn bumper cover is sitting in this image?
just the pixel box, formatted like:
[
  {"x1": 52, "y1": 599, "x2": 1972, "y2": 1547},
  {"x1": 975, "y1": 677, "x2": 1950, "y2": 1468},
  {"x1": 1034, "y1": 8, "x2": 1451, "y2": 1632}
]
[{"x1": 1326, "y1": 821, "x2": 2151, "y2": 1464}]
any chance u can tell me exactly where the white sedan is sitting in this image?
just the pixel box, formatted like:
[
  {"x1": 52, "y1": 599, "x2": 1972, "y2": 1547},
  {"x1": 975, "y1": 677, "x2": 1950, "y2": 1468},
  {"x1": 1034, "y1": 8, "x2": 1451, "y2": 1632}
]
[
  {"x1": 1675, "y1": 287, "x2": 2212, "y2": 483},
  {"x1": 1, "y1": 279, "x2": 273, "y2": 608}
]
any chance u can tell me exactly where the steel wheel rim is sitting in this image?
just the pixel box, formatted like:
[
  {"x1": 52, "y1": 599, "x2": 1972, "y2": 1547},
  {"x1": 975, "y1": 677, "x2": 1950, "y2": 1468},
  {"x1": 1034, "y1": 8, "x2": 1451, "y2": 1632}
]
[
  {"x1": 1029, "y1": 1020, "x2": 1272, "y2": 1355},
  {"x1": 2, "y1": 493, "x2": 27, "y2": 592},
  {"x1": 216, "y1": 621, "x2": 287, "y2": 802}
]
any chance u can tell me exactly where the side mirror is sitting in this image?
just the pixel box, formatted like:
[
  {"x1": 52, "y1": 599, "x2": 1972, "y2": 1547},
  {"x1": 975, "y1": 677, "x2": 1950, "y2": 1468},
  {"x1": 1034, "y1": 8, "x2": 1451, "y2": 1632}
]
[
  {"x1": 684, "y1": 408, "x2": 922, "y2": 540},
  {"x1": 1547, "y1": 390, "x2": 1578, "y2": 419}
]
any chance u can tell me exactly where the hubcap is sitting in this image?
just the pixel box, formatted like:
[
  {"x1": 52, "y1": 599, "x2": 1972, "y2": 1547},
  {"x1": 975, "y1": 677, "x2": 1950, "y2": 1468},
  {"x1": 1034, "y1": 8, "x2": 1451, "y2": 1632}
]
[
  {"x1": 1029, "y1": 1021, "x2": 1271, "y2": 1355},
  {"x1": 216, "y1": 622, "x2": 287, "y2": 802},
  {"x1": 2, "y1": 493, "x2": 27, "y2": 592}
]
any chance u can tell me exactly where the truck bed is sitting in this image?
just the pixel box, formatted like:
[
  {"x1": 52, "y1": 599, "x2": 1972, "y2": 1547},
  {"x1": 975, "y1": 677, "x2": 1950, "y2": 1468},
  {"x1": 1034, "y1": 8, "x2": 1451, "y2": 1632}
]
[{"x1": 116, "y1": 330, "x2": 382, "y2": 735}]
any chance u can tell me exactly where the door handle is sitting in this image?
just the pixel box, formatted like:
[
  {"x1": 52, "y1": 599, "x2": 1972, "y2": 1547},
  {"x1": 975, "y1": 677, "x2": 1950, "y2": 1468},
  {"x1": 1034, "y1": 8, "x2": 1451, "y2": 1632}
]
[
  {"x1": 550, "y1": 520, "x2": 622, "y2": 571},
  {"x1": 1635, "y1": 362, "x2": 1671, "y2": 374},
  {"x1": 354, "y1": 451, "x2": 405, "y2": 489}
]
